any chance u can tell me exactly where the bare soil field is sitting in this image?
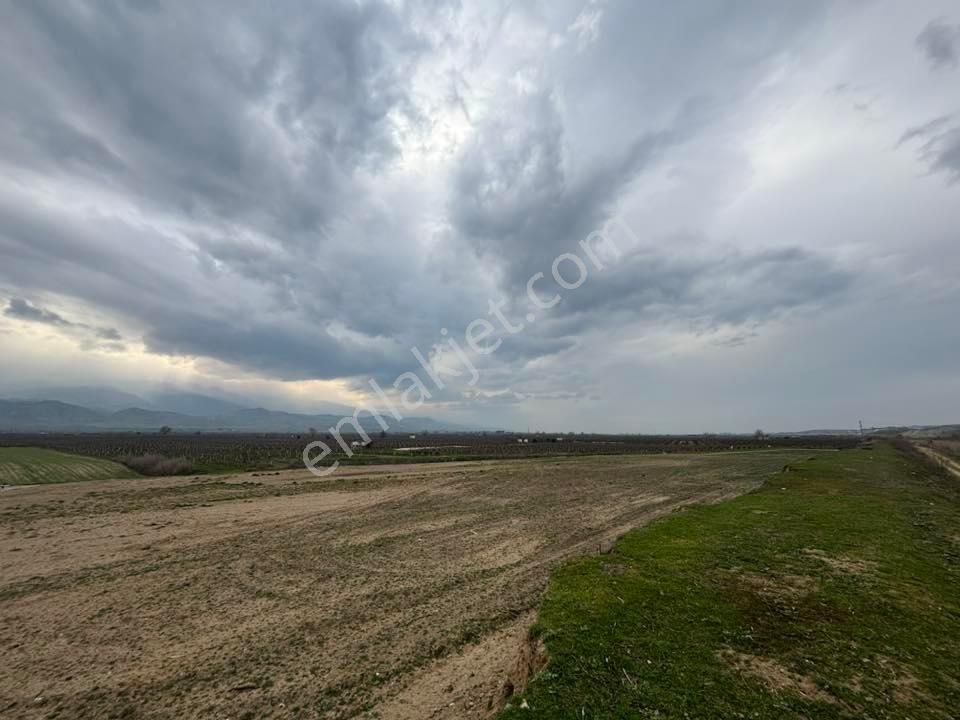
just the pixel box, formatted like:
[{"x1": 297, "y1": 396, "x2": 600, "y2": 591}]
[{"x1": 0, "y1": 450, "x2": 821, "y2": 719}]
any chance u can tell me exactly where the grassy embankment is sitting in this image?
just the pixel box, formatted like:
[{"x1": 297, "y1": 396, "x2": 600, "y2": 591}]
[
  {"x1": 0, "y1": 447, "x2": 138, "y2": 485},
  {"x1": 501, "y1": 442, "x2": 960, "y2": 719}
]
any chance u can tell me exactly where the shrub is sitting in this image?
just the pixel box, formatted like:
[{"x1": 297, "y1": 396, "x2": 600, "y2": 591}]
[{"x1": 119, "y1": 454, "x2": 193, "y2": 476}]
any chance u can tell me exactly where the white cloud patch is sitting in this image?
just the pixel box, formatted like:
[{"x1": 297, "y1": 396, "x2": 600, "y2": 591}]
[{"x1": 568, "y1": 0, "x2": 606, "y2": 51}]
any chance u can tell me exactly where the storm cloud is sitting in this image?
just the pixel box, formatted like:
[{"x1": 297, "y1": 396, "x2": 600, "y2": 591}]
[
  {"x1": 916, "y1": 18, "x2": 960, "y2": 69},
  {"x1": 4, "y1": 297, "x2": 124, "y2": 350},
  {"x1": 0, "y1": 1, "x2": 958, "y2": 430},
  {"x1": 899, "y1": 115, "x2": 960, "y2": 184}
]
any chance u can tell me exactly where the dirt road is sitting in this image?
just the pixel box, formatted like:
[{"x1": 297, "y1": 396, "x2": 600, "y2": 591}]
[
  {"x1": 915, "y1": 444, "x2": 960, "y2": 480},
  {"x1": 0, "y1": 451, "x2": 815, "y2": 719}
]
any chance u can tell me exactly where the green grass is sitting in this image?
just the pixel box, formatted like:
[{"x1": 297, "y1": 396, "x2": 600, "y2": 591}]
[
  {"x1": 500, "y1": 442, "x2": 960, "y2": 719},
  {"x1": 0, "y1": 446, "x2": 138, "y2": 485}
]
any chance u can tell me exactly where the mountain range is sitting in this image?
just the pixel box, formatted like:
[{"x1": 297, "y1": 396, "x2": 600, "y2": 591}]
[
  {"x1": 0, "y1": 386, "x2": 462, "y2": 434},
  {"x1": 3, "y1": 386, "x2": 357, "y2": 416}
]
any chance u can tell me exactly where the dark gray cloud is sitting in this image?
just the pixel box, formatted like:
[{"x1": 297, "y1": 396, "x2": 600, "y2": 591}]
[
  {"x1": 899, "y1": 115, "x2": 960, "y2": 184},
  {"x1": 0, "y1": 0, "x2": 477, "y2": 381},
  {"x1": 1, "y1": 0, "x2": 427, "y2": 242},
  {"x1": 916, "y1": 18, "x2": 960, "y2": 69},
  {"x1": 538, "y1": 245, "x2": 854, "y2": 333},
  {"x1": 1, "y1": 0, "x2": 836, "y2": 387},
  {"x1": 448, "y1": 1, "x2": 830, "y2": 299},
  {"x1": 0, "y1": 195, "x2": 414, "y2": 381},
  {"x1": 5, "y1": 298, "x2": 73, "y2": 327},
  {"x1": 451, "y1": 90, "x2": 708, "y2": 290},
  {"x1": 4, "y1": 297, "x2": 124, "y2": 350},
  {"x1": 400, "y1": 241, "x2": 855, "y2": 410},
  {"x1": 442, "y1": 4, "x2": 853, "y2": 379},
  {"x1": 141, "y1": 310, "x2": 405, "y2": 382}
]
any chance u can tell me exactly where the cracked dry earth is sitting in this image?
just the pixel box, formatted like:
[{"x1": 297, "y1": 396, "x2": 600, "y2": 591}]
[{"x1": 0, "y1": 450, "x2": 817, "y2": 719}]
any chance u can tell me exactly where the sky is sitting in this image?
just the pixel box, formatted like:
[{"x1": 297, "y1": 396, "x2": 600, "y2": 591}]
[{"x1": 0, "y1": 0, "x2": 958, "y2": 433}]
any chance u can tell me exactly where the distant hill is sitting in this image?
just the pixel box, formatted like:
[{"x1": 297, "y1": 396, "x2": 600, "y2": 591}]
[
  {"x1": 107, "y1": 407, "x2": 199, "y2": 429},
  {"x1": 781, "y1": 425, "x2": 960, "y2": 439},
  {"x1": 901, "y1": 425, "x2": 960, "y2": 439},
  {"x1": 0, "y1": 400, "x2": 104, "y2": 427},
  {"x1": 0, "y1": 398, "x2": 464, "y2": 434},
  {"x1": 144, "y1": 391, "x2": 244, "y2": 417},
  {"x1": 777, "y1": 429, "x2": 861, "y2": 437},
  {"x1": 5, "y1": 386, "x2": 150, "y2": 412},
  {"x1": 3, "y1": 385, "x2": 358, "y2": 418}
]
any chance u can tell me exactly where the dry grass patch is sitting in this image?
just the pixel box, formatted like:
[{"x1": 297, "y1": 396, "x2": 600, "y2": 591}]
[
  {"x1": 876, "y1": 657, "x2": 929, "y2": 706},
  {"x1": 803, "y1": 548, "x2": 878, "y2": 575},
  {"x1": 717, "y1": 648, "x2": 837, "y2": 705},
  {"x1": 727, "y1": 568, "x2": 817, "y2": 602}
]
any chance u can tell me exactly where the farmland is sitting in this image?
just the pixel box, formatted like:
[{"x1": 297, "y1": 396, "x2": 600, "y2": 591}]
[
  {"x1": 501, "y1": 442, "x2": 960, "y2": 719},
  {"x1": 0, "y1": 431, "x2": 858, "y2": 475},
  {"x1": 0, "y1": 448, "x2": 819, "y2": 719},
  {"x1": 0, "y1": 447, "x2": 137, "y2": 486}
]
